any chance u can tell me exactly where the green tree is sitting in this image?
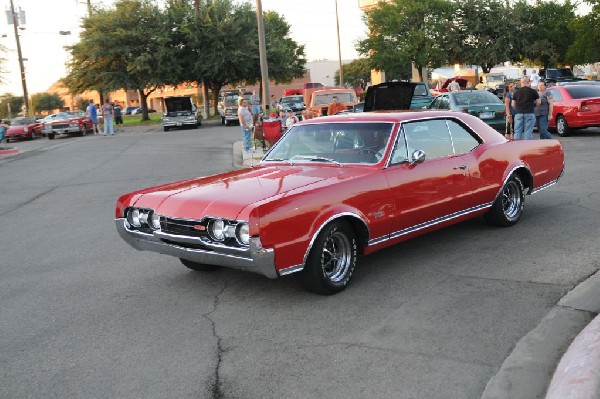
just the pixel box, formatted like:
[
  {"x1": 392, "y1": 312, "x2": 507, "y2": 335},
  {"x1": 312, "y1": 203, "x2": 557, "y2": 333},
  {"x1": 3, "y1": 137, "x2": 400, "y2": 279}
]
[
  {"x1": 31, "y1": 93, "x2": 65, "y2": 114},
  {"x1": 0, "y1": 93, "x2": 24, "y2": 119},
  {"x1": 334, "y1": 58, "x2": 371, "y2": 87},
  {"x1": 357, "y1": 0, "x2": 456, "y2": 81},
  {"x1": 514, "y1": 0, "x2": 577, "y2": 69},
  {"x1": 448, "y1": 0, "x2": 516, "y2": 73},
  {"x1": 64, "y1": 0, "x2": 173, "y2": 120},
  {"x1": 567, "y1": 1, "x2": 600, "y2": 65}
]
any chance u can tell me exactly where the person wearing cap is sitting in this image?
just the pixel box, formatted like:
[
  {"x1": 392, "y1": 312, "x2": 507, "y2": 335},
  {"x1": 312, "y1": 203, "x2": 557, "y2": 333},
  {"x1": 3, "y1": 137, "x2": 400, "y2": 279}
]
[
  {"x1": 266, "y1": 112, "x2": 278, "y2": 122},
  {"x1": 327, "y1": 96, "x2": 347, "y2": 115},
  {"x1": 285, "y1": 109, "x2": 299, "y2": 129}
]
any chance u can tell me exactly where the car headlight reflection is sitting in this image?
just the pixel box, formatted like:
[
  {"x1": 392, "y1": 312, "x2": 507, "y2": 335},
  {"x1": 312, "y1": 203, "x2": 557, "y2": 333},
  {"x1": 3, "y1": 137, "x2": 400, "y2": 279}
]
[
  {"x1": 150, "y1": 213, "x2": 161, "y2": 230},
  {"x1": 128, "y1": 208, "x2": 142, "y2": 227},
  {"x1": 125, "y1": 208, "x2": 162, "y2": 231}
]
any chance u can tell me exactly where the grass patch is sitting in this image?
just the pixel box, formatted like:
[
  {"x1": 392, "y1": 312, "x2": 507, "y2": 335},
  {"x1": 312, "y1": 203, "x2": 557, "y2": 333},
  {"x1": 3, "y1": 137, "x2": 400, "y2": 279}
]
[{"x1": 122, "y1": 114, "x2": 162, "y2": 126}]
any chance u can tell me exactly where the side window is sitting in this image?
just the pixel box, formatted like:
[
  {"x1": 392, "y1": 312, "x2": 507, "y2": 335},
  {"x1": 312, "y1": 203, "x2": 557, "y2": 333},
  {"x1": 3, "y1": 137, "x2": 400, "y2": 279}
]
[
  {"x1": 547, "y1": 89, "x2": 562, "y2": 102},
  {"x1": 404, "y1": 119, "x2": 453, "y2": 159},
  {"x1": 429, "y1": 97, "x2": 441, "y2": 109},
  {"x1": 390, "y1": 130, "x2": 409, "y2": 165},
  {"x1": 447, "y1": 119, "x2": 481, "y2": 154},
  {"x1": 439, "y1": 97, "x2": 450, "y2": 110}
]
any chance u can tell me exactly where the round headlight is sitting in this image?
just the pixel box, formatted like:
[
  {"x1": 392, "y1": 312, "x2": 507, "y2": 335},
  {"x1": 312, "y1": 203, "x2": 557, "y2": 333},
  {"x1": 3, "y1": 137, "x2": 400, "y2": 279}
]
[
  {"x1": 150, "y1": 213, "x2": 161, "y2": 230},
  {"x1": 208, "y1": 219, "x2": 226, "y2": 241},
  {"x1": 236, "y1": 223, "x2": 249, "y2": 245},
  {"x1": 127, "y1": 208, "x2": 142, "y2": 227}
]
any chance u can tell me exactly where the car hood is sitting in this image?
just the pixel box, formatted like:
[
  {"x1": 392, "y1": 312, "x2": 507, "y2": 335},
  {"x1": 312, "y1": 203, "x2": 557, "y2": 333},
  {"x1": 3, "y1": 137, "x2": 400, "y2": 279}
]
[
  {"x1": 132, "y1": 165, "x2": 350, "y2": 221},
  {"x1": 165, "y1": 97, "x2": 193, "y2": 112},
  {"x1": 363, "y1": 81, "x2": 416, "y2": 112},
  {"x1": 6, "y1": 126, "x2": 26, "y2": 133}
]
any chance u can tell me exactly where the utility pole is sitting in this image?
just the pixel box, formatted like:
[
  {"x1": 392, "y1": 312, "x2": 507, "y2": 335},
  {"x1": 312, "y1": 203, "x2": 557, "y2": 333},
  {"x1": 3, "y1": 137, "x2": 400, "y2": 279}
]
[
  {"x1": 335, "y1": 0, "x2": 343, "y2": 87},
  {"x1": 255, "y1": 0, "x2": 270, "y2": 113},
  {"x1": 9, "y1": 0, "x2": 29, "y2": 115},
  {"x1": 195, "y1": 0, "x2": 210, "y2": 120}
]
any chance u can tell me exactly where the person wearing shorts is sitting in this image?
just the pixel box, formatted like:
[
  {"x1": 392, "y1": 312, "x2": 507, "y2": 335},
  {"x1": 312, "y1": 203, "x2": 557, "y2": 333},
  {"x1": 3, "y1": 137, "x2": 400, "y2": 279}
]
[{"x1": 113, "y1": 101, "x2": 124, "y2": 132}]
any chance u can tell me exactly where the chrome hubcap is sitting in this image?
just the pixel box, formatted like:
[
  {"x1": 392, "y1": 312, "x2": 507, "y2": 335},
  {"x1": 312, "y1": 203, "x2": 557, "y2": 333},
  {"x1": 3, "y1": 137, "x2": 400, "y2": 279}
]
[
  {"x1": 557, "y1": 118, "x2": 565, "y2": 134},
  {"x1": 502, "y1": 181, "x2": 522, "y2": 220},
  {"x1": 321, "y1": 231, "x2": 352, "y2": 282}
]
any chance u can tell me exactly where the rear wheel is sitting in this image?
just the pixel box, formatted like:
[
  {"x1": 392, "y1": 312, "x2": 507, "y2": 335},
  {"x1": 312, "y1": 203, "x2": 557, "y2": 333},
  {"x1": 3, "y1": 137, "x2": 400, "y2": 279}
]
[
  {"x1": 180, "y1": 258, "x2": 218, "y2": 272},
  {"x1": 224, "y1": 119, "x2": 230, "y2": 126},
  {"x1": 221, "y1": 116, "x2": 225, "y2": 125},
  {"x1": 484, "y1": 175, "x2": 525, "y2": 227},
  {"x1": 556, "y1": 115, "x2": 570, "y2": 137},
  {"x1": 302, "y1": 221, "x2": 357, "y2": 295},
  {"x1": 80, "y1": 126, "x2": 86, "y2": 136},
  {"x1": 31, "y1": 131, "x2": 35, "y2": 140},
  {"x1": 48, "y1": 133, "x2": 55, "y2": 140}
]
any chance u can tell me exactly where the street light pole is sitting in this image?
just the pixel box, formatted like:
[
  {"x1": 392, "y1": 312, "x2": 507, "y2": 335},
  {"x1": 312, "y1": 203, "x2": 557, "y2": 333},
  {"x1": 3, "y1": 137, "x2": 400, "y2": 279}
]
[
  {"x1": 335, "y1": 0, "x2": 343, "y2": 87},
  {"x1": 9, "y1": 0, "x2": 29, "y2": 115},
  {"x1": 255, "y1": 0, "x2": 270, "y2": 113}
]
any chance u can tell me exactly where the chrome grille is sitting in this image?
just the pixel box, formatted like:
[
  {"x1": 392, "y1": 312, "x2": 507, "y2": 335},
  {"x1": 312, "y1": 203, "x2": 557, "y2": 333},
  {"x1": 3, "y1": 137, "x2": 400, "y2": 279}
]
[{"x1": 161, "y1": 217, "x2": 208, "y2": 239}]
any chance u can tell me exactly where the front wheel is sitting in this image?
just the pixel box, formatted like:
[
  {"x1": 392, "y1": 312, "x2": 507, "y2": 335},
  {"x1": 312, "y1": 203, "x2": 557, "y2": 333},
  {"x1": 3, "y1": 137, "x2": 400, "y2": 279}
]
[
  {"x1": 180, "y1": 258, "x2": 218, "y2": 272},
  {"x1": 31, "y1": 131, "x2": 36, "y2": 140},
  {"x1": 48, "y1": 133, "x2": 55, "y2": 140},
  {"x1": 484, "y1": 175, "x2": 525, "y2": 227},
  {"x1": 302, "y1": 221, "x2": 357, "y2": 295},
  {"x1": 556, "y1": 115, "x2": 569, "y2": 137}
]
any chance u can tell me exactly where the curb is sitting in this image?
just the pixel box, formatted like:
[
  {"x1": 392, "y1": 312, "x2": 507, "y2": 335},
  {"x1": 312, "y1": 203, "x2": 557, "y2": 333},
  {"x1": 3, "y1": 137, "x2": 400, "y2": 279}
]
[{"x1": 482, "y1": 270, "x2": 600, "y2": 399}]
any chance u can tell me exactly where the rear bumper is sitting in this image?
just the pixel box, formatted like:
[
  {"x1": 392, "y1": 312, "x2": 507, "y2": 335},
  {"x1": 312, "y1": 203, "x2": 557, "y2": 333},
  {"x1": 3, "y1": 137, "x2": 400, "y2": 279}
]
[
  {"x1": 115, "y1": 218, "x2": 278, "y2": 278},
  {"x1": 567, "y1": 113, "x2": 600, "y2": 128}
]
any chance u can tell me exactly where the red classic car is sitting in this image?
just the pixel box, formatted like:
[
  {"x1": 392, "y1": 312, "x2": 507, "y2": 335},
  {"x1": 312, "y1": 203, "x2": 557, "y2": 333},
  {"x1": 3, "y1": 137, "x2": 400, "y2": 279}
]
[
  {"x1": 115, "y1": 110, "x2": 564, "y2": 294},
  {"x1": 42, "y1": 111, "x2": 93, "y2": 139},
  {"x1": 5, "y1": 117, "x2": 42, "y2": 142},
  {"x1": 547, "y1": 84, "x2": 600, "y2": 136}
]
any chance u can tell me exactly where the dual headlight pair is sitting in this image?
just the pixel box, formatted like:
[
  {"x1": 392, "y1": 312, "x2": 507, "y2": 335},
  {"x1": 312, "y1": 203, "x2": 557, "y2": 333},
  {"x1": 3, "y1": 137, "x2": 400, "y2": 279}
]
[
  {"x1": 208, "y1": 218, "x2": 249, "y2": 246},
  {"x1": 126, "y1": 208, "x2": 161, "y2": 230}
]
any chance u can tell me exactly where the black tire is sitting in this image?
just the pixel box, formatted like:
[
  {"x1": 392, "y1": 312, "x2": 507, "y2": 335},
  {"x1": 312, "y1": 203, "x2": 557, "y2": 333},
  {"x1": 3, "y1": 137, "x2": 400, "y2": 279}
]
[
  {"x1": 80, "y1": 127, "x2": 86, "y2": 136},
  {"x1": 556, "y1": 115, "x2": 569, "y2": 137},
  {"x1": 221, "y1": 116, "x2": 225, "y2": 125},
  {"x1": 31, "y1": 131, "x2": 36, "y2": 140},
  {"x1": 224, "y1": 119, "x2": 230, "y2": 126},
  {"x1": 48, "y1": 133, "x2": 55, "y2": 140},
  {"x1": 484, "y1": 175, "x2": 525, "y2": 227},
  {"x1": 163, "y1": 126, "x2": 169, "y2": 132},
  {"x1": 302, "y1": 221, "x2": 357, "y2": 295},
  {"x1": 180, "y1": 258, "x2": 218, "y2": 272}
]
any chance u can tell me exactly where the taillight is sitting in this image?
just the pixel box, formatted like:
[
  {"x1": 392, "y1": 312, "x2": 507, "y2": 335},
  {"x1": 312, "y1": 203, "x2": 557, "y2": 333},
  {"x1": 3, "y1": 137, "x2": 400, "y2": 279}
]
[{"x1": 580, "y1": 101, "x2": 591, "y2": 112}]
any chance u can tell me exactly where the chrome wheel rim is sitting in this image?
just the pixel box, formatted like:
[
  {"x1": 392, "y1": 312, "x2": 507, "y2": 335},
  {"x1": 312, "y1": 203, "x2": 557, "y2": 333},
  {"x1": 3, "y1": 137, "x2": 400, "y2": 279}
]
[
  {"x1": 502, "y1": 180, "x2": 522, "y2": 220},
  {"x1": 321, "y1": 231, "x2": 352, "y2": 282},
  {"x1": 557, "y1": 118, "x2": 565, "y2": 135}
]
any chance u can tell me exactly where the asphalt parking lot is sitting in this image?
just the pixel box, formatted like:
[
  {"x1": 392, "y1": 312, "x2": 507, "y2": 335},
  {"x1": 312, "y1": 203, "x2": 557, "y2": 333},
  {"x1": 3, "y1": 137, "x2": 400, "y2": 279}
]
[{"x1": 1, "y1": 124, "x2": 599, "y2": 398}]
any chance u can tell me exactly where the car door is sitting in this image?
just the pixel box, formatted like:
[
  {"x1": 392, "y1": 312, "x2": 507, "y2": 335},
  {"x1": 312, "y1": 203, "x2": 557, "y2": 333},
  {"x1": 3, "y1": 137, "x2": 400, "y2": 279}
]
[{"x1": 383, "y1": 118, "x2": 471, "y2": 239}]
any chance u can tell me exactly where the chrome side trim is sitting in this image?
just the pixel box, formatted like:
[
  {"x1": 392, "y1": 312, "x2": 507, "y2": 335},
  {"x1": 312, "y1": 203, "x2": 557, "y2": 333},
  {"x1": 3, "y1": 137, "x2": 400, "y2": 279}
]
[
  {"x1": 368, "y1": 202, "x2": 493, "y2": 247},
  {"x1": 278, "y1": 264, "x2": 304, "y2": 276},
  {"x1": 530, "y1": 178, "x2": 559, "y2": 195}
]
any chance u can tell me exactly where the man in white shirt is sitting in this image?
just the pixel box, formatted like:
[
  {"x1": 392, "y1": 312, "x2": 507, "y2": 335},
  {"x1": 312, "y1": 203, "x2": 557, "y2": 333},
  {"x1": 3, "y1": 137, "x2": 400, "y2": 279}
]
[
  {"x1": 448, "y1": 79, "x2": 461, "y2": 92},
  {"x1": 238, "y1": 100, "x2": 253, "y2": 152},
  {"x1": 530, "y1": 70, "x2": 540, "y2": 87}
]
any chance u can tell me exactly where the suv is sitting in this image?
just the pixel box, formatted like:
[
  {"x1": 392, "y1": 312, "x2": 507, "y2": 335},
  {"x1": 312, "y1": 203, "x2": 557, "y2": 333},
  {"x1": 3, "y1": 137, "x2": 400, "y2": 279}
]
[
  {"x1": 161, "y1": 96, "x2": 202, "y2": 132},
  {"x1": 539, "y1": 68, "x2": 584, "y2": 86}
]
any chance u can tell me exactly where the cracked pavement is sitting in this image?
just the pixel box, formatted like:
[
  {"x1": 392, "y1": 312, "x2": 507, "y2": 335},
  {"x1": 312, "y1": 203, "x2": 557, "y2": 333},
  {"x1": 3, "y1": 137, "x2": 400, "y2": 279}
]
[{"x1": 1, "y1": 125, "x2": 599, "y2": 398}]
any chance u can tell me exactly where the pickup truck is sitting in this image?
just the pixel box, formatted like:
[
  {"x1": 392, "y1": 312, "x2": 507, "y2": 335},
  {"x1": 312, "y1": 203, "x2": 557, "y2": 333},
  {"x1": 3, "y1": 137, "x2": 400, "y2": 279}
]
[
  {"x1": 539, "y1": 68, "x2": 585, "y2": 86},
  {"x1": 476, "y1": 73, "x2": 506, "y2": 98},
  {"x1": 301, "y1": 88, "x2": 358, "y2": 120}
]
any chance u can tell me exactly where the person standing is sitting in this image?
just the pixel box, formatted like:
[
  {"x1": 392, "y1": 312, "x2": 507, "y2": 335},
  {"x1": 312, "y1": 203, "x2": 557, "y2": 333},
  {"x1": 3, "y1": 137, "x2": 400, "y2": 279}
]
[
  {"x1": 86, "y1": 99, "x2": 100, "y2": 134},
  {"x1": 504, "y1": 82, "x2": 517, "y2": 140},
  {"x1": 284, "y1": 109, "x2": 299, "y2": 130},
  {"x1": 511, "y1": 76, "x2": 541, "y2": 140},
  {"x1": 327, "y1": 96, "x2": 347, "y2": 115},
  {"x1": 448, "y1": 79, "x2": 461, "y2": 92},
  {"x1": 238, "y1": 99, "x2": 253, "y2": 152},
  {"x1": 113, "y1": 101, "x2": 124, "y2": 132},
  {"x1": 530, "y1": 69, "x2": 540, "y2": 88},
  {"x1": 250, "y1": 90, "x2": 261, "y2": 122},
  {"x1": 101, "y1": 99, "x2": 115, "y2": 136},
  {"x1": 534, "y1": 82, "x2": 554, "y2": 139}
]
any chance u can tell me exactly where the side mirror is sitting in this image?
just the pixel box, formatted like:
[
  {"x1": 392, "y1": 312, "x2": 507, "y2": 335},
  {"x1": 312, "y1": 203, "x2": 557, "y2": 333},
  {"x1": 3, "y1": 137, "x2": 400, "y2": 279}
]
[{"x1": 409, "y1": 150, "x2": 426, "y2": 166}]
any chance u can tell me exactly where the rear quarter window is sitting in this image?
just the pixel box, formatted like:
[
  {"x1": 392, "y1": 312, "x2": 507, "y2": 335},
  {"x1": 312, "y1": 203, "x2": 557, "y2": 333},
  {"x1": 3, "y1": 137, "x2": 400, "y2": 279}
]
[{"x1": 565, "y1": 86, "x2": 600, "y2": 99}]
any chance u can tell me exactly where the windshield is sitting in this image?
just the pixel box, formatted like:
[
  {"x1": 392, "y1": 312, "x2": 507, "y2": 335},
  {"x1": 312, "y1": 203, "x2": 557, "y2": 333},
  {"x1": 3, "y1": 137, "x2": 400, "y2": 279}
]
[
  {"x1": 264, "y1": 122, "x2": 393, "y2": 165},
  {"x1": 453, "y1": 91, "x2": 503, "y2": 105},
  {"x1": 547, "y1": 69, "x2": 575, "y2": 79},
  {"x1": 280, "y1": 96, "x2": 303, "y2": 104},
  {"x1": 487, "y1": 75, "x2": 504, "y2": 82},
  {"x1": 414, "y1": 84, "x2": 429, "y2": 96},
  {"x1": 314, "y1": 92, "x2": 356, "y2": 105},
  {"x1": 11, "y1": 118, "x2": 32, "y2": 126},
  {"x1": 565, "y1": 86, "x2": 600, "y2": 99}
]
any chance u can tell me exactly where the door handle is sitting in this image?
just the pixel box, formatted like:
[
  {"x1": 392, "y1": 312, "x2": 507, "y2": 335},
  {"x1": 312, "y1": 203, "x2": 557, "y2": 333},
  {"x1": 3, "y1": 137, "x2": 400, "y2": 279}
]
[{"x1": 454, "y1": 164, "x2": 468, "y2": 170}]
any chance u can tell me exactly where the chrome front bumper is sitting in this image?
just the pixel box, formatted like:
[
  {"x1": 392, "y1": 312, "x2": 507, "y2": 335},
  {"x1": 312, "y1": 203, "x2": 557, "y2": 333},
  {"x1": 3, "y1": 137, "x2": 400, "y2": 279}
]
[{"x1": 115, "y1": 219, "x2": 277, "y2": 278}]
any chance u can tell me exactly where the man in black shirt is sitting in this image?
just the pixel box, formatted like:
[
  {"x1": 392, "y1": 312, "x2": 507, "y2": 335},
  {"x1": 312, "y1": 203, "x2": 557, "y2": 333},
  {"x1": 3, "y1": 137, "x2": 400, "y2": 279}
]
[{"x1": 511, "y1": 76, "x2": 541, "y2": 140}]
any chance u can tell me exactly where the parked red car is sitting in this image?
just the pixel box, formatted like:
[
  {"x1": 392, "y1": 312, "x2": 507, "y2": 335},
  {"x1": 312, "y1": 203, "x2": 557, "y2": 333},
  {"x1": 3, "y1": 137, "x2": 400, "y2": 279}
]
[
  {"x1": 42, "y1": 111, "x2": 93, "y2": 139},
  {"x1": 547, "y1": 84, "x2": 600, "y2": 136},
  {"x1": 5, "y1": 117, "x2": 42, "y2": 142},
  {"x1": 115, "y1": 108, "x2": 564, "y2": 294}
]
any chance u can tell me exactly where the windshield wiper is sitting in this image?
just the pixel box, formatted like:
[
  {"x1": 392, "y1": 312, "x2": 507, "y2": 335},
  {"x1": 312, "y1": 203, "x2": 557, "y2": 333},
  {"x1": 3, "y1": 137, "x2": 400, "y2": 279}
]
[
  {"x1": 290, "y1": 155, "x2": 343, "y2": 166},
  {"x1": 264, "y1": 158, "x2": 292, "y2": 164}
]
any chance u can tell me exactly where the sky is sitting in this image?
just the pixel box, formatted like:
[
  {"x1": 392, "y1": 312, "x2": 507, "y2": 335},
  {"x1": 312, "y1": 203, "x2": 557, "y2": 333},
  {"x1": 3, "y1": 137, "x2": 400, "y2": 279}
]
[{"x1": 0, "y1": 0, "x2": 367, "y2": 96}]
